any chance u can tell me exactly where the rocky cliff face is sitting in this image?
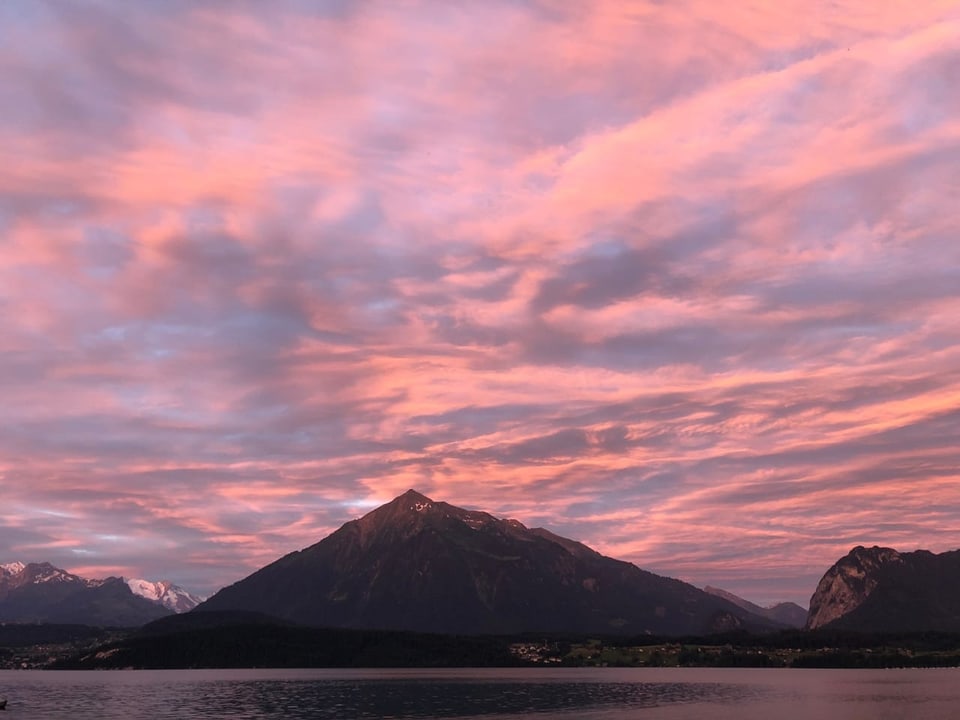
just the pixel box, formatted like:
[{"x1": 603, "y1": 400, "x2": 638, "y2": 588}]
[
  {"x1": 806, "y1": 546, "x2": 903, "y2": 629},
  {"x1": 198, "y1": 490, "x2": 778, "y2": 636},
  {"x1": 807, "y1": 545, "x2": 960, "y2": 632}
]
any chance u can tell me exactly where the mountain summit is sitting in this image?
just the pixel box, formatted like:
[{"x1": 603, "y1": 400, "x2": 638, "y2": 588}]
[{"x1": 197, "y1": 490, "x2": 777, "y2": 635}]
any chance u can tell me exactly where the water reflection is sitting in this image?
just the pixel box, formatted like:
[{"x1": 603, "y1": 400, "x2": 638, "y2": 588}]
[
  {"x1": 3, "y1": 674, "x2": 756, "y2": 719},
  {"x1": 2, "y1": 667, "x2": 959, "y2": 720},
  {"x1": 218, "y1": 678, "x2": 755, "y2": 719}
]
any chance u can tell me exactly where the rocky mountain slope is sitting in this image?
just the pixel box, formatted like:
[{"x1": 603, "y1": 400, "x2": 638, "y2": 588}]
[
  {"x1": 806, "y1": 545, "x2": 960, "y2": 631},
  {"x1": 704, "y1": 586, "x2": 808, "y2": 628},
  {"x1": 0, "y1": 562, "x2": 200, "y2": 625},
  {"x1": 197, "y1": 490, "x2": 779, "y2": 635}
]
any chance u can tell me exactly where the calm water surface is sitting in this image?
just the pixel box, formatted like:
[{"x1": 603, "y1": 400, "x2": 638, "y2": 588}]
[{"x1": 1, "y1": 667, "x2": 958, "y2": 719}]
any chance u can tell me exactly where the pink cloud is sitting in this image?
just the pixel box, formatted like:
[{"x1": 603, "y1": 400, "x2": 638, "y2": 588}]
[{"x1": 0, "y1": 1, "x2": 958, "y2": 607}]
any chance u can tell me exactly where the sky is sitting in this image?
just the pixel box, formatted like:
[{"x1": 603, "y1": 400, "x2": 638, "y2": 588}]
[{"x1": 2, "y1": 0, "x2": 959, "y2": 607}]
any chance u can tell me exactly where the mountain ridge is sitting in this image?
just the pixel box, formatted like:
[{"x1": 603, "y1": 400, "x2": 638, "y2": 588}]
[
  {"x1": 0, "y1": 561, "x2": 202, "y2": 624},
  {"x1": 703, "y1": 586, "x2": 808, "y2": 628}
]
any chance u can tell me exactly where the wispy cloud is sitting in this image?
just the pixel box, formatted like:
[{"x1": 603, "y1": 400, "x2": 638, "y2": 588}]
[{"x1": 1, "y1": 0, "x2": 958, "y2": 605}]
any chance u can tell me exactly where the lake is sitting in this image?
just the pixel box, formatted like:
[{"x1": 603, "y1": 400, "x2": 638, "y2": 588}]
[{"x1": 1, "y1": 667, "x2": 958, "y2": 719}]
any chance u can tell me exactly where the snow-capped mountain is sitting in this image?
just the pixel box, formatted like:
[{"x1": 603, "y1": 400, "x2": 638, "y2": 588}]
[
  {"x1": 0, "y1": 561, "x2": 94, "y2": 587},
  {"x1": 0, "y1": 561, "x2": 202, "y2": 624},
  {"x1": 126, "y1": 578, "x2": 203, "y2": 613},
  {"x1": 0, "y1": 561, "x2": 171, "y2": 626},
  {"x1": 1, "y1": 561, "x2": 26, "y2": 576}
]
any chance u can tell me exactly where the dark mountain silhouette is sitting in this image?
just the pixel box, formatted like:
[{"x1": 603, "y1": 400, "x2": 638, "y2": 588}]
[
  {"x1": 703, "y1": 586, "x2": 808, "y2": 628},
  {"x1": 0, "y1": 562, "x2": 172, "y2": 626},
  {"x1": 197, "y1": 490, "x2": 778, "y2": 635},
  {"x1": 807, "y1": 545, "x2": 960, "y2": 632}
]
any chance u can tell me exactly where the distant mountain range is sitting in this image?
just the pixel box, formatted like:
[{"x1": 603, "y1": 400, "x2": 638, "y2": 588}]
[
  {"x1": 703, "y1": 586, "x2": 808, "y2": 628},
  {"x1": 806, "y1": 545, "x2": 960, "y2": 632},
  {"x1": 0, "y1": 561, "x2": 202, "y2": 626},
  {"x1": 197, "y1": 490, "x2": 783, "y2": 635}
]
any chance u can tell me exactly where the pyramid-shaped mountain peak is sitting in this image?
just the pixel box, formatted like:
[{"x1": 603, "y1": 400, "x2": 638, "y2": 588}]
[
  {"x1": 356, "y1": 489, "x2": 440, "y2": 532},
  {"x1": 197, "y1": 491, "x2": 780, "y2": 636}
]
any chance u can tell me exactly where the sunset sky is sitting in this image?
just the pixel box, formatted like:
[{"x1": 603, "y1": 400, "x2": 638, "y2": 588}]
[{"x1": 2, "y1": 1, "x2": 959, "y2": 606}]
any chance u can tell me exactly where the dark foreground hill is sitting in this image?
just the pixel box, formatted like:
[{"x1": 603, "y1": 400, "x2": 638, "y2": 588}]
[
  {"x1": 807, "y1": 545, "x2": 960, "y2": 632},
  {"x1": 52, "y1": 611, "x2": 522, "y2": 669},
  {"x1": 197, "y1": 490, "x2": 778, "y2": 635},
  {"x1": 52, "y1": 614, "x2": 960, "y2": 669}
]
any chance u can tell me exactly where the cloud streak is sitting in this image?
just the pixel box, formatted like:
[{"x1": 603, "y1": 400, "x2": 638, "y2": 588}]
[{"x1": 1, "y1": 0, "x2": 958, "y2": 605}]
